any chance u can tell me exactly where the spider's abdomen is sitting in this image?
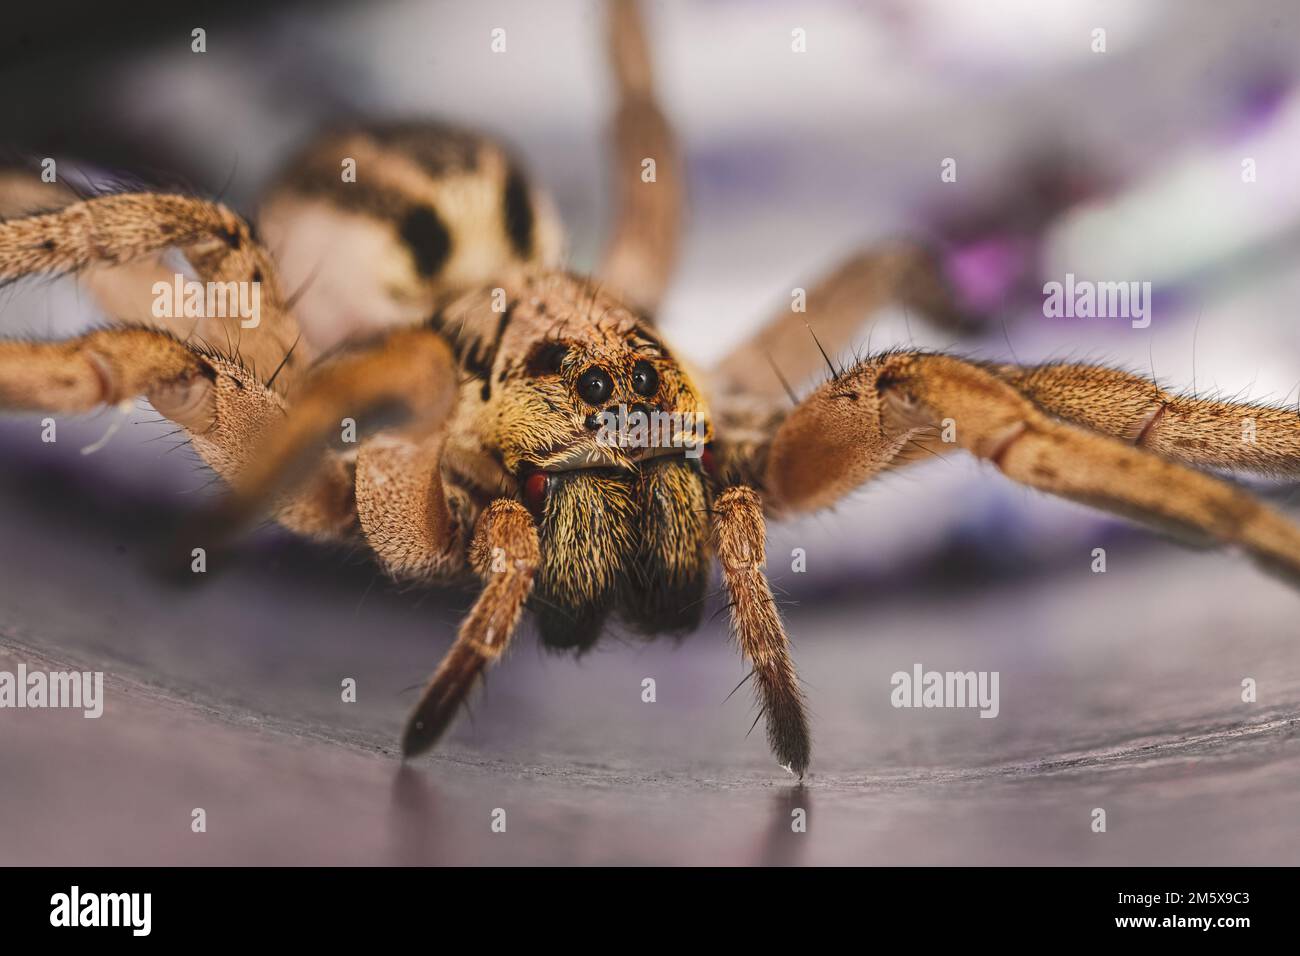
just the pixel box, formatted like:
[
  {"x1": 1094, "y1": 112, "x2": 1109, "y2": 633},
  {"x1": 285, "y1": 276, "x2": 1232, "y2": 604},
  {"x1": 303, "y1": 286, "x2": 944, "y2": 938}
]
[{"x1": 257, "y1": 122, "x2": 564, "y2": 354}]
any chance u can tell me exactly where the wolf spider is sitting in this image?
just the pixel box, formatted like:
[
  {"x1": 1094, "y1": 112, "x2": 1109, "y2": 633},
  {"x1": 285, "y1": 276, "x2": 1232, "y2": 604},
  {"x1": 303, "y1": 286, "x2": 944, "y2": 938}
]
[{"x1": 2, "y1": 1, "x2": 1300, "y2": 777}]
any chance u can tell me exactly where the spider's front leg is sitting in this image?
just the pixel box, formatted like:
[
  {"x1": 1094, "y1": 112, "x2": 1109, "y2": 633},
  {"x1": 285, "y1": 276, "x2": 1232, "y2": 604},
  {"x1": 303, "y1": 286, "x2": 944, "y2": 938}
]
[
  {"x1": 0, "y1": 327, "x2": 355, "y2": 540},
  {"x1": 711, "y1": 241, "x2": 968, "y2": 402},
  {"x1": 402, "y1": 498, "x2": 540, "y2": 757},
  {"x1": 0, "y1": 192, "x2": 302, "y2": 384},
  {"x1": 192, "y1": 325, "x2": 459, "y2": 542},
  {"x1": 994, "y1": 361, "x2": 1300, "y2": 479},
  {"x1": 711, "y1": 486, "x2": 811, "y2": 777},
  {"x1": 763, "y1": 352, "x2": 1300, "y2": 585}
]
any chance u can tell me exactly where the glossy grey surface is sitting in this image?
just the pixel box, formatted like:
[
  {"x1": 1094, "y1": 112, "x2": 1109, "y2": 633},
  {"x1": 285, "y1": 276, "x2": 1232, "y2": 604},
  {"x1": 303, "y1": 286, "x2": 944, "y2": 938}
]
[{"x1": 0, "y1": 428, "x2": 1296, "y2": 864}]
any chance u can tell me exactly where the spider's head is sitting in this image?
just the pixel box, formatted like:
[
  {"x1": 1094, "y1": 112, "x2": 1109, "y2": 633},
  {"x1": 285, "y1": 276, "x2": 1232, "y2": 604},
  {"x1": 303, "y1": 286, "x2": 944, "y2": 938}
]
[{"x1": 458, "y1": 273, "x2": 716, "y2": 650}]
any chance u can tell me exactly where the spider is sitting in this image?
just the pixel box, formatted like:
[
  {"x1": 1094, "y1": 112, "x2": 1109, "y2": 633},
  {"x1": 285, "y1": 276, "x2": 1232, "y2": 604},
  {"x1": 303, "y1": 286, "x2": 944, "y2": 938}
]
[{"x1": 2, "y1": 0, "x2": 1299, "y2": 778}]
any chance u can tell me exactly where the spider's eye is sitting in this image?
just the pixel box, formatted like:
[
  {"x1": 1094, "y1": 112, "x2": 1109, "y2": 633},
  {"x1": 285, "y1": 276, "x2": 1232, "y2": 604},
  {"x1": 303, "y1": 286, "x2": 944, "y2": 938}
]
[
  {"x1": 631, "y1": 360, "x2": 659, "y2": 397},
  {"x1": 529, "y1": 343, "x2": 568, "y2": 375},
  {"x1": 523, "y1": 471, "x2": 550, "y2": 514},
  {"x1": 577, "y1": 366, "x2": 613, "y2": 406}
]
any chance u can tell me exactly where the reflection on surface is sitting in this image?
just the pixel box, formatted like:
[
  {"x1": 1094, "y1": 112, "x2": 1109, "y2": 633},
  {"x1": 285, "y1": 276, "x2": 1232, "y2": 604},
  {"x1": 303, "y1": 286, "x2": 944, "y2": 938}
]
[
  {"x1": 388, "y1": 765, "x2": 442, "y2": 865},
  {"x1": 757, "y1": 784, "x2": 811, "y2": 867}
]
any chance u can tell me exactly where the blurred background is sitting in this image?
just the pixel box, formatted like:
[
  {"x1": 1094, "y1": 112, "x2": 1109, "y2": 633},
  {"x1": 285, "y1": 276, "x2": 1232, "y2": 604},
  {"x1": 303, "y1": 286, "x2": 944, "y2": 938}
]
[{"x1": 1, "y1": 0, "x2": 1298, "y2": 865}]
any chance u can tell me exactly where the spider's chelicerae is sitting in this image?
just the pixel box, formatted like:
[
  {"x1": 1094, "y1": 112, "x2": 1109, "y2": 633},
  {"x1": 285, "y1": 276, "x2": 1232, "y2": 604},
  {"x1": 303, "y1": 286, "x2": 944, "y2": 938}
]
[{"x1": 3, "y1": 0, "x2": 1300, "y2": 777}]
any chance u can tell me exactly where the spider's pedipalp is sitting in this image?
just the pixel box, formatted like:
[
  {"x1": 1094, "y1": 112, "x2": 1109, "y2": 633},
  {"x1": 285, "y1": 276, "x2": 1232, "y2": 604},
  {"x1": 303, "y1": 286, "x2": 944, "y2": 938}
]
[
  {"x1": 997, "y1": 361, "x2": 1300, "y2": 479},
  {"x1": 763, "y1": 351, "x2": 1300, "y2": 586},
  {"x1": 354, "y1": 434, "x2": 467, "y2": 584},
  {"x1": 711, "y1": 485, "x2": 811, "y2": 776},
  {"x1": 402, "y1": 498, "x2": 539, "y2": 757}
]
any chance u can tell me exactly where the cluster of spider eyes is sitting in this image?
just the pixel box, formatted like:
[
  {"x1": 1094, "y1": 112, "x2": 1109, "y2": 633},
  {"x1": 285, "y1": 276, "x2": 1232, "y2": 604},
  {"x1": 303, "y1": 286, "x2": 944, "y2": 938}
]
[
  {"x1": 577, "y1": 358, "x2": 656, "y2": 407},
  {"x1": 529, "y1": 344, "x2": 659, "y2": 404},
  {"x1": 518, "y1": 352, "x2": 715, "y2": 515},
  {"x1": 578, "y1": 361, "x2": 658, "y2": 432}
]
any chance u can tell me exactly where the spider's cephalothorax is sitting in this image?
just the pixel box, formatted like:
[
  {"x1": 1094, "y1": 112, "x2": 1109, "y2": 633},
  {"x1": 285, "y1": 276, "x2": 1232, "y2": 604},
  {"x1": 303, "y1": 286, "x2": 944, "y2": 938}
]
[
  {"x1": 428, "y1": 273, "x2": 715, "y2": 650},
  {"x1": 4, "y1": 0, "x2": 1300, "y2": 779}
]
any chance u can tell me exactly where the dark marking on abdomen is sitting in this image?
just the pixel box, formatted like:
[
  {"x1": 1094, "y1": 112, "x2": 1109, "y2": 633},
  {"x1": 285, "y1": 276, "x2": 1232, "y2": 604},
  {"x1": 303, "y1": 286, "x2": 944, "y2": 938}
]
[
  {"x1": 502, "y1": 165, "x2": 534, "y2": 259},
  {"x1": 399, "y1": 205, "x2": 452, "y2": 278}
]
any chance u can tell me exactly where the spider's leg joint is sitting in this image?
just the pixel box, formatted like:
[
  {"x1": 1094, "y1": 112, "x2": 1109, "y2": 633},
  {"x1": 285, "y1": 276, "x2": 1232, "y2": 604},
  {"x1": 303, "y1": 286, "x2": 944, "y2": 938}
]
[{"x1": 986, "y1": 421, "x2": 1029, "y2": 470}]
